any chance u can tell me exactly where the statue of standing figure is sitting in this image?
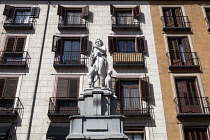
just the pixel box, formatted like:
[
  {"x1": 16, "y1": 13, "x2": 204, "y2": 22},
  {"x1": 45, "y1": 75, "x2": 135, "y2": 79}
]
[{"x1": 88, "y1": 39, "x2": 108, "y2": 88}]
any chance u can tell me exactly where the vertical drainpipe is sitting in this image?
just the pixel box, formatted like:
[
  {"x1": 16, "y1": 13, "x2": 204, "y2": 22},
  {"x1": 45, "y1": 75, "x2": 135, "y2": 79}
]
[{"x1": 26, "y1": 1, "x2": 50, "y2": 140}]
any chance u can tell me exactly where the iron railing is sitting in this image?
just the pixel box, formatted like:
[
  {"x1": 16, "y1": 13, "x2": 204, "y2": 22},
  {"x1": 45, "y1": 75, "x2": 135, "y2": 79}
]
[
  {"x1": 113, "y1": 52, "x2": 144, "y2": 66},
  {"x1": 166, "y1": 52, "x2": 200, "y2": 67},
  {"x1": 4, "y1": 15, "x2": 35, "y2": 27},
  {"x1": 205, "y1": 17, "x2": 210, "y2": 31},
  {"x1": 0, "y1": 97, "x2": 24, "y2": 115},
  {"x1": 174, "y1": 97, "x2": 210, "y2": 114},
  {"x1": 111, "y1": 16, "x2": 139, "y2": 27},
  {"x1": 48, "y1": 97, "x2": 80, "y2": 115},
  {"x1": 0, "y1": 51, "x2": 30, "y2": 67},
  {"x1": 161, "y1": 16, "x2": 190, "y2": 28},
  {"x1": 54, "y1": 51, "x2": 88, "y2": 66},
  {"x1": 58, "y1": 16, "x2": 87, "y2": 28},
  {"x1": 115, "y1": 97, "x2": 150, "y2": 115}
]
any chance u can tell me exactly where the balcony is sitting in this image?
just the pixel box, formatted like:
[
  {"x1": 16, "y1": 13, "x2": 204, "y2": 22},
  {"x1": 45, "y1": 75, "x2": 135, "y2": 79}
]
[
  {"x1": 161, "y1": 16, "x2": 191, "y2": 31},
  {"x1": 174, "y1": 97, "x2": 210, "y2": 119},
  {"x1": 48, "y1": 97, "x2": 80, "y2": 117},
  {"x1": 58, "y1": 16, "x2": 87, "y2": 30},
  {"x1": 53, "y1": 52, "x2": 87, "y2": 67},
  {"x1": 167, "y1": 52, "x2": 200, "y2": 71},
  {"x1": 0, "y1": 51, "x2": 30, "y2": 67},
  {"x1": 205, "y1": 17, "x2": 210, "y2": 32},
  {"x1": 112, "y1": 52, "x2": 144, "y2": 67},
  {"x1": 111, "y1": 16, "x2": 140, "y2": 30},
  {"x1": 3, "y1": 15, "x2": 35, "y2": 30},
  {"x1": 115, "y1": 97, "x2": 150, "y2": 116},
  {"x1": 0, "y1": 97, "x2": 24, "y2": 116}
]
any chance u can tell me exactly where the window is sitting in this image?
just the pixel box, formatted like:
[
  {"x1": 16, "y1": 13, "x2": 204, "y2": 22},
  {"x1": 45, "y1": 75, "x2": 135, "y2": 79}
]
[
  {"x1": 124, "y1": 126, "x2": 145, "y2": 140},
  {"x1": 115, "y1": 77, "x2": 150, "y2": 114},
  {"x1": 167, "y1": 37, "x2": 196, "y2": 66},
  {"x1": 109, "y1": 36, "x2": 145, "y2": 53},
  {"x1": 0, "y1": 78, "x2": 18, "y2": 111},
  {"x1": 55, "y1": 78, "x2": 79, "y2": 113},
  {"x1": 57, "y1": 5, "x2": 89, "y2": 28},
  {"x1": 1, "y1": 36, "x2": 26, "y2": 64},
  {"x1": 205, "y1": 8, "x2": 210, "y2": 31},
  {"x1": 0, "y1": 78, "x2": 18, "y2": 98},
  {"x1": 184, "y1": 127, "x2": 209, "y2": 140},
  {"x1": 52, "y1": 35, "x2": 88, "y2": 65},
  {"x1": 3, "y1": 5, "x2": 40, "y2": 25},
  {"x1": 110, "y1": 5, "x2": 140, "y2": 26},
  {"x1": 175, "y1": 78, "x2": 202, "y2": 113},
  {"x1": 162, "y1": 7, "x2": 187, "y2": 27}
]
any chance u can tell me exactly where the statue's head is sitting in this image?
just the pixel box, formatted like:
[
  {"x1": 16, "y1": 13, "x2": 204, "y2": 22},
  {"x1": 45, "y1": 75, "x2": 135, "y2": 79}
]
[
  {"x1": 95, "y1": 38, "x2": 103, "y2": 46},
  {"x1": 108, "y1": 70, "x2": 112, "y2": 75}
]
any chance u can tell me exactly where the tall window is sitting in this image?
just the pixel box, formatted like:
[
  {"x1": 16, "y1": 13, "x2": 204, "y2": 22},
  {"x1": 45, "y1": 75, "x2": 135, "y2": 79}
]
[
  {"x1": 184, "y1": 127, "x2": 209, "y2": 140},
  {"x1": 163, "y1": 7, "x2": 185, "y2": 27},
  {"x1": 124, "y1": 127, "x2": 144, "y2": 140},
  {"x1": 175, "y1": 78, "x2": 202, "y2": 113},
  {"x1": 168, "y1": 37, "x2": 193, "y2": 66},
  {"x1": 56, "y1": 78, "x2": 79, "y2": 113},
  {"x1": 118, "y1": 39, "x2": 135, "y2": 52},
  {"x1": 66, "y1": 11, "x2": 82, "y2": 25},
  {"x1": 116, "y1": 10, "x2": 132, "y2": 25},
  {"x1": 14, "y1": 9, "x2": 31, "y2": 24},
  {"x1": 63, "y1": 39, "x2": 80, "y2": 63}
]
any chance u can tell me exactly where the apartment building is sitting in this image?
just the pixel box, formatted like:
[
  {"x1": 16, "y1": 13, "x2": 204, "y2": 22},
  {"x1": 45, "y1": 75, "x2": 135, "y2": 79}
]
[
  {"x1": 0, "y1": 0, "x2": 167, "y2": 140},
  {"x1": 150, "y1": 1, "x2": 210, "y2": 140}
]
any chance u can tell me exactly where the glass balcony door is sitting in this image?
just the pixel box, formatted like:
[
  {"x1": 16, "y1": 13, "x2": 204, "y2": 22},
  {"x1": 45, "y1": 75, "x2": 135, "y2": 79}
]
[{"x1": 14, "y1": 11, "x2": 31, "y2": 24}]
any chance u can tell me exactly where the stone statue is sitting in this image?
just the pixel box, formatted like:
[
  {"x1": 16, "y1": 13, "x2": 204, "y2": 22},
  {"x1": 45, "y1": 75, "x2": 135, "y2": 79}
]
[
  {"x1": 88, "y1": 39, "x2": 107, "y2": 88},
  {"x1": 105, "y1": 70, "x2": 112, "y2": 90}
]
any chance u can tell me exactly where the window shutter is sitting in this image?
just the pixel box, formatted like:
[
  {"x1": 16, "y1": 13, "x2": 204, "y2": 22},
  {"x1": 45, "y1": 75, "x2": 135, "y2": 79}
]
[
  {"x1": 5, "y1": 37, "x2": 16, "y2": 52},
  {"x1": 57, "y1": 78, "x2": 68, "y2": 97},
  {"x1": 140, "y1": 77, "x2": 150, "y2": 98},
  {"x1": 15, "y1": 37, "x2": 26, "y2": 52},
  {"x1": 81, "y1": 5, "x2": 89, "y2": 17},
  {"x1": 175, "y1": 8, "x2": 183, "y2": 27},
  {"x1": 52, "y1": 35, "x2": 62, "y2": 52},
  {"x1": 3, "y1": 5, "x2": 14, "y2": 17},
  {"x1": 68, "y1": 79, "x2": 79, "y2": 98},
  {"x1": 0, "y1": 79, "x2": 5, "y2": 97},
  {"x1": 181, "y1": 37, "x2": 193, "y2": 65},
  {"x1": 80, "y1": 35, "x2": 89, "y2": 54},
  {"x1": 4, "y1": 78, "x2": 18, "y2": 98},
  {"x1": 164, "y1": 9, "x2": 174, "y2": 27},
  {"x1": 108, "y1": 36, "x2": 117, "y2": 53},
  {"x1": 136, "y1": 36, "x2": 146, "y2": 52},
  {"x1": 57, "y1": 5, "x2": 64, "y2": 16},
  {"x1": 110, "y1": 5, "x2": 116, "y2": 16},
  {"x1": 133, "y1": 6, "x2": 141, "y2": 17},
  {"x1": 31, "y1": 7, "x2": 40, "y2": 18}
]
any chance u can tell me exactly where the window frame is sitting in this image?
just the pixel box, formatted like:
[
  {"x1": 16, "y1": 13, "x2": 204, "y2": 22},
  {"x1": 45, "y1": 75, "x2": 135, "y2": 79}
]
[{"x1": 202, "y1": 6, "x2": 210, "y2": 31}]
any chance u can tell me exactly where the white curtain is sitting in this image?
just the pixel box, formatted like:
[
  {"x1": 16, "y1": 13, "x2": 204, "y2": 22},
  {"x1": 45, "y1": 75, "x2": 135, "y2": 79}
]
[
  {"x1": 15, "y1": 11, "x2": 30, "y2": 23},
  {"x1": 66, "y1": 12, "x2": 81, "y2": 24},
  {"x1": 127, "y1": 134, "x2": 143, "y2": 140}
]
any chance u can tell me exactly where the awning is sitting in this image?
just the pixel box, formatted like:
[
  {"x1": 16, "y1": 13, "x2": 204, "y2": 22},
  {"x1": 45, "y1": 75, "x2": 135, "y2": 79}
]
[
  {"x1": 46, "y1": 122, "x2": 69, "y2": 140},
  {"x1": 0, "y1": 123, "x2": 13, "y2": 139}
]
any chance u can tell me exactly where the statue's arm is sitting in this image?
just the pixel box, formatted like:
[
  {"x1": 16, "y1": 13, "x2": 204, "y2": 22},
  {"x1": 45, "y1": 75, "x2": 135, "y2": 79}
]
[{"x1": 94, "y1": 45, "x2": 106, "y2": 54}]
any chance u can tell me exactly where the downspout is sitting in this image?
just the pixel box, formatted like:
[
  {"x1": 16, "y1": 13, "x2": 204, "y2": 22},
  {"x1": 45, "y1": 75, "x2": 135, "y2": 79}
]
[{"x1": 27, "y1": 1, "x2": 50, "y2": 140}]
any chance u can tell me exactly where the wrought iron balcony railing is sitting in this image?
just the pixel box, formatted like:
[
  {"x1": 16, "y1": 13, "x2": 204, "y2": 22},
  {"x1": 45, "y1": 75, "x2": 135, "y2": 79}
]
[
  {"x1": 3, "y1": 15, "x2": 36, "y2": 29},
  {"x1": 48, "y1": 97, "x2": 80, "y2": 116},
  {"x1": 205, "y1": 17, "x2": 210, "y2": 31},
  {"x1": 0, "y1": 51, "x2": 30, "y2": 67},
  {"x1": 0, "y1": 97, "x2": 24, "y2": 116},
  {"x1": 166, "y1": 52, "x2": 200, "y2": 69},
  {"x1": 115, "y1": 97, "x2": 150, "y2": 116},
  {"x1": 161, "y1": 16, "x2": 191, "y2": 31},
  {"x1": 174, "y1": 97, "x2": 210, "y2": 116},
  {"x1": 54, "y1": 51, "x2": 88, "y2": 67},
  {"x1": 112, "y1": 52, "x2": 144, "y2": 67},
  {"x1": 58, "y1": 16, "x2": 87, "y2": 29},
  {"x1": 111, "y1": 16, "x2": 140, "y2": 30}
]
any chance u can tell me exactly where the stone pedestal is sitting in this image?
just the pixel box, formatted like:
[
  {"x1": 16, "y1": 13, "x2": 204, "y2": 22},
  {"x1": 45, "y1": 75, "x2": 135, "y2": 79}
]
[{"x1": 66, "y1": 87, "x2": 127, "y2": 140}]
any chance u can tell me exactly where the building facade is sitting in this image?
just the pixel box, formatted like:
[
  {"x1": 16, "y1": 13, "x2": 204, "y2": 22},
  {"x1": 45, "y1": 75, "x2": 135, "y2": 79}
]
[{"x1": 0, "y1": 0, "x2": 209, "y2": 140}]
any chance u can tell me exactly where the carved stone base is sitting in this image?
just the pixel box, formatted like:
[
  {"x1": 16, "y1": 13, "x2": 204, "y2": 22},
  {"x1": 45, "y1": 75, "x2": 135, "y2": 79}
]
[{"x1": 66, "y1": 116, "x2": 127, "y2": 140}]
